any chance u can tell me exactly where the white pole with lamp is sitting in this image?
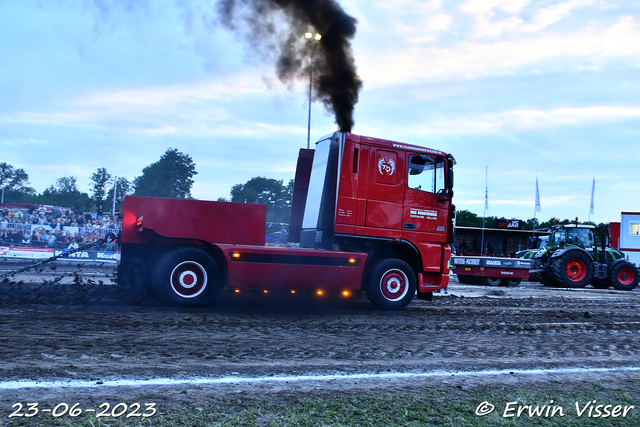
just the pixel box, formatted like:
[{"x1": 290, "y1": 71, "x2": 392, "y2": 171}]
[{"x1": 304, "y1": 32, "x2": 321, "y2": 150}]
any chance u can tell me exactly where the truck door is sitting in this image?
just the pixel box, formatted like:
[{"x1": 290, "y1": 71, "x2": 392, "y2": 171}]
[
  {"x1": 365, "y1": 147, "x2": 404, "y2": 229},
  {"x1": 403, "y1": 154, "x2": 450, "y2": 239}
]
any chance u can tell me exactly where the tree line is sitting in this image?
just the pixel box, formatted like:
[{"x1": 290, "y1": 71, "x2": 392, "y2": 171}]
[
  {"x1": 0, "y1": 148, "x2": 196, "y2": 212},
  {"x1": 455, "y1": 209, "x2": 605, "y2": 230},
  {"x1": 1, "y1": 148, "x2": 293, "y2": 222}
]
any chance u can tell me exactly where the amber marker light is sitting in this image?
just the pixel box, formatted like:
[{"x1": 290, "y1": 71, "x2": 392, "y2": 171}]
[
  {"x1": 316, "y1": 290, "x2": 324, "y2": 296},
  {"x1": 291, "y1": 290, "x2": 296, "y2": 294},
  {"x1": 263, "y1": 290, "x2": 268, "y2": 293},
  {"x1": 234, "y1": 289, "x2": 240, "y2": 293},
  {"x1": 342, "y1": 290, "x2": 351, "y2": 297},
  {"x1": 348, "y1": 258, "x2": 356, "y2": 264}
]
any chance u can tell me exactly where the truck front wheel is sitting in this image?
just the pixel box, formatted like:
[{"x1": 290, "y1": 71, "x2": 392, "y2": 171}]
[
  {"x1": 153, "y1": 248, "x2": 221, "y2": 306},
  {"x1": 365, "y1": 259, "x2": 416, "y2": 311}
]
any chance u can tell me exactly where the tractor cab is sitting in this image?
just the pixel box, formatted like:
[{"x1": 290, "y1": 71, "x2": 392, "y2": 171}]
[{"x1": 549, "y1": 225, "x2": 595, "y2": 251}]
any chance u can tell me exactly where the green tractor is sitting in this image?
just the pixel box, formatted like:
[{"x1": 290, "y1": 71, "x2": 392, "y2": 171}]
[
  {"x1": 531, "y1": 224, "x2": 639, "y2": 290},
  {"x1": 516, "y1": 235, "x2": 549, "y2": 259}
]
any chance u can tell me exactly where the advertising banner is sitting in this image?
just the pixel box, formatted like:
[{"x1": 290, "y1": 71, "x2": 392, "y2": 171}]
[{"x1": 0, "y1": 246, "x2": 53, "y2": 259}]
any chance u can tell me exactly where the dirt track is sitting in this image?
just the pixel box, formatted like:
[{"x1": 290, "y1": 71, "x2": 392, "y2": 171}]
[{"x1": 0, "y1": 263, "x2": 639, "y2": 411}]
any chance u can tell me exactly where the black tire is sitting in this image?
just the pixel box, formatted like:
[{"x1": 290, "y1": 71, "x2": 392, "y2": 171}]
[
  {"x1": 529, "y1": 259, "x2": 545, "y2": 282},
  {"x1": 365, "y1": 259, "x2": 416, "y2": 311},
  {"x1": 152, "y1": 247, "x2": 221, "y2": 306},
  {"x1": 590, "y1": 278, "x2": 611, "y2": 289},
  {"x1": 484, "y1": 277, "x2": 502, "y2": 286},
  {"x1": 457, "y1": 274, "x2": 472, "y2": 284},
  {"x1": 501, "y1": 278, "x2": 521, "y2": 287},
  {"x1": 553, "y1": 251, "x2": 593, "y2": 288},
  {"x1": 610, "y1": 261, "x2": 640, "y2": 291}
]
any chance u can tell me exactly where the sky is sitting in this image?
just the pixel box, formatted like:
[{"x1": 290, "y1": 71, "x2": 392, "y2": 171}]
[{"x1": 1, "y1": 0, "x2": 639, "y2": 224}]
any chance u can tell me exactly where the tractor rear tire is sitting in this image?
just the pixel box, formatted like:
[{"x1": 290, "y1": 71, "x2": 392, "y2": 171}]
[
  {"x1": 152, "y1": 247, "x2": 221, "y2": 306},
  {"x1": 610, "y1": 261, "x2": 640, "y2": 291},
  {"x1": 365, "y1": 259, "x2": 416, "y2": 311},
  {"x1": 590, "y1": 278, "x2": 611, "y2": 289},
  {"x1": 553, "y1": 251, "x2": 592, "y2": 288}
]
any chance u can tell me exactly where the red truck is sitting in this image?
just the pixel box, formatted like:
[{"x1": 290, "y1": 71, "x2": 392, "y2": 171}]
[{"x1": 118, "y1": 131, "x2": 456, "y2": 310}]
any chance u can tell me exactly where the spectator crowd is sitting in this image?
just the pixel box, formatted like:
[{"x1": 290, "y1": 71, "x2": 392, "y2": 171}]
[{"x1": 0, "y1": 204, "x2": 121, "y2": 252}]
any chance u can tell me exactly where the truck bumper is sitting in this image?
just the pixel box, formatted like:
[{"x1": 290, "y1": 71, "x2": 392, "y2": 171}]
[{"x1": 419, "y1": 272, "x2": 449, "y2": 292}]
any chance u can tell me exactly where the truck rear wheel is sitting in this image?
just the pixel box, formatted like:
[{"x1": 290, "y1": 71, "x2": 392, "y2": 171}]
[
  {"x1": 610, "y1": 261, "x2": 640, "y2": 291},
  {"x1": 365, "y1": 259, "x2": 416, "y2": 311},
  {"x1": 553, "y1": 251, "x2": 592, "y2": 288},
  {"x1": 501, "y1": 278, "x2": 521, "y2": 287},
  {"x1": 456, "y1": 274, "x2": 472, "y2": 284},
  {"x1": 153, "y1": 247, "x2": 221, "y2": 306},
  {"x1": 484, "y1": 277, "x2": 502, "y2": 286}
]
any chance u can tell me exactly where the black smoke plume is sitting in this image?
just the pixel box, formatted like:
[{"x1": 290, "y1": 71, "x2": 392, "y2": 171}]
[{"x1": 217, "y1": 0, "x2": 362, "y2": 132}]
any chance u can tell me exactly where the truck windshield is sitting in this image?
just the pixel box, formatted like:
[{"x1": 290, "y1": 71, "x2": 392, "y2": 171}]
[{"x1": 408, "y1": 155, "x2": 446, "y2": 193}]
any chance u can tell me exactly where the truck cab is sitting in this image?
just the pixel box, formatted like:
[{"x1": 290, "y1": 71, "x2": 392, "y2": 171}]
[{"x1": 289, "y1": 132, "x2": 456, "y2": 301}]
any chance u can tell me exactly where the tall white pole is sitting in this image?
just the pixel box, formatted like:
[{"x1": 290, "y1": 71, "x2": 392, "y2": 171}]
[
  {"x1": 307, "y1": 61, "x2": 312, "y2": 150},
  {"x1": 111, "y1": 177, "x2": 117, "y2": 216},
  {"x1": 481, "y1": 166, "x2": 487, "y2": 256}
]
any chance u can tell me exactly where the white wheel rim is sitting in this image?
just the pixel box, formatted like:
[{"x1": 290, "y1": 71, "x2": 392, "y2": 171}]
[
  {"x1": 170, "y1": 261, "x2": 207, "y2": 298},
  {"x1": 380, "y1": 268, "x2": 409, "y2": 302}
]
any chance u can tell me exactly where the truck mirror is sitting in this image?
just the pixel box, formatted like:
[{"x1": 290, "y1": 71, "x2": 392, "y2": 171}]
[{"x1": 448, "y1": 168, "x2": 454, "y2": 188}]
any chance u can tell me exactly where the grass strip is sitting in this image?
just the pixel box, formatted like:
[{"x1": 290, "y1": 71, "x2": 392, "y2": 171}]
[{"x1": 2, "y1": 380, "x2": 638, "y2": 426}]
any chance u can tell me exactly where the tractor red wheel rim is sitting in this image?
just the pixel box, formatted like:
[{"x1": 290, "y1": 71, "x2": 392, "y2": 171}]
[
  {"x1": 565, "y1": 259, "x2": 587, "y2": 281},
  {"x1": 617, "y1": 267, "x2": 635, "y2": 286},
  {"x1": 170, "y1": 261, "x2": 207, "y2": 298},
  {"x1": 380, "y1": 269, "x2": 409, "y2": 302}
]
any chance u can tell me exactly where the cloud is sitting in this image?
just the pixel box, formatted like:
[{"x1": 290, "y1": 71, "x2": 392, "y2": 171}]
[
  {"x1": 460, "y1": 0, "x2": 595, "y2": 38},
  {"x1": 359, "y1": 105, "x2": 640, "y2": 138},
  {"x1": 435, "y1": 106, "x2": 640, "y2": 135},
  {"x1": 368, "y1": 0, "x2": 453, "y2": 44},
  {"x1": 0, "y1": 72, "x2": 313, "y2": 138},
  {"x1": 460, "y1": 0, "x2": 530, "y2": 16},
  {"x1": 525, "y1": 0, "x2": 596, "y2": 32},
  {"x1": 359, "y1": 15, "x2": 640, "y2": 87}
]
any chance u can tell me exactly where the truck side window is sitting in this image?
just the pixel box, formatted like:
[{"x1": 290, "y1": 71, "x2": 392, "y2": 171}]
[{"x1": 408, "y1": 155, "x2": 446, "y2": 194}]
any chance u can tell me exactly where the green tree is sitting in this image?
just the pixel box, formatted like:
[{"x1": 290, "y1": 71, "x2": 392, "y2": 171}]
[
  {"x1": 38, "y1": 176, "x2": 90, "y2": 210},
  {"x1": 134, "y1": 148, "x2": 197, "y2": 198},
  {"x1": 0, "y1": 162, "x2": 37, "y2": 203},
  {"x1": 89, "y1": 167, "x2": 112, "y2": 204},
  {"x1": 230, "y1": 177, "x2": 294, "y2": 222},
  {"x1": 455, "y1": 210, "x2": 483, "y2": 228}
]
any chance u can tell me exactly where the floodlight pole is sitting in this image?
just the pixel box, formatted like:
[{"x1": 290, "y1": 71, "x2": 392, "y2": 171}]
[
  {"x1": 304, "y1": 32, "x2": 321, "y2": 150},
  {"x1": 307, "y1": 61, "x2": 312, "y2": 150}
]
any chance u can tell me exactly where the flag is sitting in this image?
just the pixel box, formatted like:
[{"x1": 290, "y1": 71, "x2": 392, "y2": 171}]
[
  {"x1": 535, "y1": 177, "x2": 541, "y2": 213},
  {"x1": 589, "y1": 177, "x2": 595, "y2": 215}
]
